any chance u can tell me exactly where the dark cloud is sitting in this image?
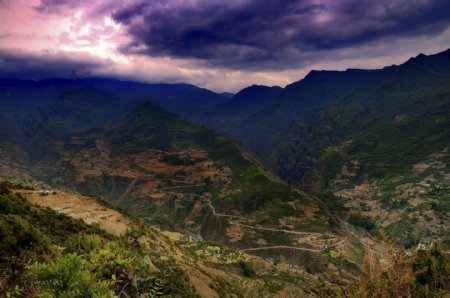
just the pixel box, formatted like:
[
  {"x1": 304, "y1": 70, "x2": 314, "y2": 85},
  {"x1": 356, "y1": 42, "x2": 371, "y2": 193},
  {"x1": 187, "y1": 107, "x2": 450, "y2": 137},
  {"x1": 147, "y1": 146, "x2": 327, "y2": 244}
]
[
  {"x1": 112, "y1": 0, "x2": 450, "y2": 70},
  {"x1": 111, "y1": 1, "x2": 150, "y2": 23},
  {"x1": 35, "y1": 0, "x2": 92, "y2": 14},
  {"x1": 0, "y1": 49, "x2": 105, "y2": 79}
]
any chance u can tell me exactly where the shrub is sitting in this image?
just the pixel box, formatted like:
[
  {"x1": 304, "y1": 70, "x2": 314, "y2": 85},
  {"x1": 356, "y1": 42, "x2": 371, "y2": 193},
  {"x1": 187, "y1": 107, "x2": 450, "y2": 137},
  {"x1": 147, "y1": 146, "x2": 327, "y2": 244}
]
[
  {"x1": 238, "y1": 260, "x2": 255, "y2": 278},
  {"x1": 26, "y1": 254, "x2": 112, "y2": 297},
  {"x1": 348, "y1": 215, "x2": 376, "y2": 231},
  {"x1": 313, "y1": 240, "x2": 450, "y2": 297}
]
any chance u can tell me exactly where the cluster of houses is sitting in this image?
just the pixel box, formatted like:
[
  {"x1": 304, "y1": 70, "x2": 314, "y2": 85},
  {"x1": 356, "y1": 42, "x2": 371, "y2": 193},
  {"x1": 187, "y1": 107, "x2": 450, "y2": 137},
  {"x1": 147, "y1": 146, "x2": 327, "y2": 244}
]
[{"x1": 202, "y1": 246, "x2": 221, "y2": 257}]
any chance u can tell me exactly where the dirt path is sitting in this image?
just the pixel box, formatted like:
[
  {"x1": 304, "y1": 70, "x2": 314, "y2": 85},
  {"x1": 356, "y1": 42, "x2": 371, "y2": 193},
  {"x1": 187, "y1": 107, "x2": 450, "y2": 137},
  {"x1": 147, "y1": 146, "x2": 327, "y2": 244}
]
[
  {"x1": 156, "y1": 188, "x2": 344, "y2": 249},
  {"x1": 119, "y1": 178, "x2": 138, "y2": 202},
  {"x1": 203, "y1": 196, "x2": 251, "y2": 221},
  {"x1": 241, "y1": 246, "x2": 320, "y2": 252},
  {"x1": 231, "y1": 222, "x2": 323, "y2": 236},
  {"x1": 16, "y1": 189, "x2": 131, "y2": 236},
  {"x1": 157, "y1": 184, "x2": 206, "y2": 191}
]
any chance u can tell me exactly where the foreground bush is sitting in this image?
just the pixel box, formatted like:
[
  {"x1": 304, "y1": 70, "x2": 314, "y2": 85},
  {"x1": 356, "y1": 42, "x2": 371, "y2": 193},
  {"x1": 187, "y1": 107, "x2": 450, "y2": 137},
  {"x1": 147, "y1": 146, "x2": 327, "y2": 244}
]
[
  {"x1": 315, "y1": 238, "x2": 450, "y2": 297},
  {"x1": 0, "y1": 185, "x2": 197, "y2": 297}
]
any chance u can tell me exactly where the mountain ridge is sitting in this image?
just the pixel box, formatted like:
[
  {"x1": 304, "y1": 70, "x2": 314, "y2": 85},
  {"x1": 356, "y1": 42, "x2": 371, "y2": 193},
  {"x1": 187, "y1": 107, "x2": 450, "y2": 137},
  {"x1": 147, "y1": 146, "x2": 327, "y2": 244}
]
[
  {"x1": 205, "y1": 48, "x2": 450, "y2": 248},
  {"x1": 1, "y1": 48, "x2": 450, "y2": 296}
]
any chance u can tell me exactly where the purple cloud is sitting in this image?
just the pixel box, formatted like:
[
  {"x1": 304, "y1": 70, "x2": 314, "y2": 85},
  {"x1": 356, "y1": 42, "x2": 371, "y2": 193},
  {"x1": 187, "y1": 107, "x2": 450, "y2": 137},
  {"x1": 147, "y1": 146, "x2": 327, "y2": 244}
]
[
  {"x1": 2, "y1": 0, "x2": 450, "y2": 91},
  {"x1": 111, "y1": 0, "x2": 450, "y2": 70},
  {"x1": 0, "y1": 49, "x2": 106, "y2": 79},
  {"x1": 35, "y1": 0, "x2": 92, "y2": 14}
]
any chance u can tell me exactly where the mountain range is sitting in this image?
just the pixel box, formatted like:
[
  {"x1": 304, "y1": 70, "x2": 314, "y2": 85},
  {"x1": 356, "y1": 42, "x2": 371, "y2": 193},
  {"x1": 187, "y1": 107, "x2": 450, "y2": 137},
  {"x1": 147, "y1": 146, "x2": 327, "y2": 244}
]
[
  {"x1": 205, "y1": 49, "x2": 450, "y2": 248},
  {"x1": 1, "y1": 48, "x2": 449, "y2": 296}
]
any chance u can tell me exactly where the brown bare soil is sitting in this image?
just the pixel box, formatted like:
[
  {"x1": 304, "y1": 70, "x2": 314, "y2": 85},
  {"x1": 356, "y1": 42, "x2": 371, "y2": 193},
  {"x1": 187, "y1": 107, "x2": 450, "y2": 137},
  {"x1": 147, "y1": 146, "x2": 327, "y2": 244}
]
[{"x1": 16, "y1": 189, "x2": 131, "y2": 236}]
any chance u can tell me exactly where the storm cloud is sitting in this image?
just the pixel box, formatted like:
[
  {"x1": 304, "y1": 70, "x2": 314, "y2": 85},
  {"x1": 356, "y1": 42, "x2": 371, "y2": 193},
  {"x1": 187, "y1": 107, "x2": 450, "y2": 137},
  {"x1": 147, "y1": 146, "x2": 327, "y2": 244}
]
[
  {"x1": 111, "y1": 0, "x2": 450, "y2": 70},
  {"x1": 0, "y1": 49, "x2": 106, "y2": 79},
  {"x1": 35, "y1": 0, "x2": 92, "y2": 14},
  {"x1": 1, "y1": 0, "x2": 450, "y2": 91}
]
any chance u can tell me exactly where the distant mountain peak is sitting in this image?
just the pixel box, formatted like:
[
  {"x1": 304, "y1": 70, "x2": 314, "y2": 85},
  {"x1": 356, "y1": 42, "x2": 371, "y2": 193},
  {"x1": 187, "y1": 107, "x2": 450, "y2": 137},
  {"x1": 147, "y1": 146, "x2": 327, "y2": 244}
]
[
  {"x1": 234, "y1": 84, "x2": 282, "y2": 97},
  {"x1": 416, "y1": 53, "x2": 426, "y2": 58},
  {"x1": 228, "y1": 85, "x2": 283, "y2": 107}
]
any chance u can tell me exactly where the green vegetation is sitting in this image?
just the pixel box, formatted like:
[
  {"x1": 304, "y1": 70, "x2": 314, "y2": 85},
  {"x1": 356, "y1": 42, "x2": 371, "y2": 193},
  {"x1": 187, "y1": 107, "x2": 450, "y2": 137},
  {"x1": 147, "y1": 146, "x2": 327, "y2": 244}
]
[
  {"x1": 1, "y1": 50, "x2": 450, "y2": 295},
  {"x1": 37, "y1": 101, "x2": 329, "y2": 238},
  {"x1": 238, "y1": 260, "x2": 256, "y2": 278},
  {"x1": 348, "y1": 215, "x2": 376, "y2": 231},
  {"x1": 0, "y1": 181, "x2": 330, "y2": 297},
  {"x1": 208, "y1": 50, "x2": 450, "y2": 248},
  {"x1": 0, "y1": 183, "x2": 197, "y2": 297}
]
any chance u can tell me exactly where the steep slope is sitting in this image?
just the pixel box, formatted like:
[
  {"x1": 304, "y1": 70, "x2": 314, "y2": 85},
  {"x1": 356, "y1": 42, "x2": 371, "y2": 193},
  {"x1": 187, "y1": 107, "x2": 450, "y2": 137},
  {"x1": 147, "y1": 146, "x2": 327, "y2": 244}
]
[
  {"x1": 210, "y1": 49, "x2": 450, "y2": 247},
  {"x1": 0, "y1": 78, "x2": 134, "y2": 167},
  {"x1": 206, "y1": 85, "x2": 283, "y2": 135},
  {"x1": 0, "y1": 77, "x2": 227, "y2": 142},
  {"x1": 0, "y1": 180, "x2": 320, "y2": 297},
  {"x1": 0, "y1": 116, "x2": 32, "y2": 179},
  {"x1": 214, "y1": 85, "x2": 282, "y2": 118},
  {"x1": 32, "y1": 102, "x2": 362, "y2": 271},
  {"x1": 0, "y1": 77, "x2": 225, "y2": 174}
]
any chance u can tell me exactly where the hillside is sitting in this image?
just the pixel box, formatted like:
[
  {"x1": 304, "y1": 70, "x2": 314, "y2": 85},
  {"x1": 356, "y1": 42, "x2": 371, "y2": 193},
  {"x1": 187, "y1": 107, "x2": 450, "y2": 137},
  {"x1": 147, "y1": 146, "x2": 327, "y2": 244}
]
[
  {"x1": 0, "y1": 77, "x2": 226, "y2": 178},
  {"x1": 3, "y1": 180, "x2": 448, "y2": 297},
  {"x1": 0, "y1": 52, "x2": 449, "y2": 295},
  {"x1": 0, "y1": 77, "x2": 225, "y2": 151},
  {"x1": 31, "y1": 102, "x2": 365, "y2": 272},
  {"x1": 205, "y1": 85, "x2": 283, "y2": 136},
  {"x1": 0, "y1": 116, "x2": 31, "y2": 179},
  {"x1": 0, "y1": 78, "x2": 133, "y2": 170},
  {"x1": 0, "y1": 180, "x2": 325, "y2": 297},
  {"x1": 0, "y1": 77, "x2": 367, "y2": 279},
  {"x1": 208, "y1": 49, "x2": 450, "y2": 248},
  {"x1": 212, "y1": 85, "x2": 282, "y2": 120}
]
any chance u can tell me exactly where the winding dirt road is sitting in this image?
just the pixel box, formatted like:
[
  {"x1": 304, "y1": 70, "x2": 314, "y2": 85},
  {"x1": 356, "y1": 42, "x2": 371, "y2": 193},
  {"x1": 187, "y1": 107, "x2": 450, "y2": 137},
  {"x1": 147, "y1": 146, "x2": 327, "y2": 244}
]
[
  {"x1": 156, "y1": 186, "x2": 344, "y2": 250},
  {"x1": 241, "y1": 246, "x2": 320, "y2": 252}
]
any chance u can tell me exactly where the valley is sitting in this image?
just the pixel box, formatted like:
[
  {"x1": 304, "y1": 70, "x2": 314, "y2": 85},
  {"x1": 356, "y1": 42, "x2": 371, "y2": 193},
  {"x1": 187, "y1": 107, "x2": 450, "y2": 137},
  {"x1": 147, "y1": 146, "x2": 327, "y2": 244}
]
[
  {"x1": 1, "y1": 49, "x2": 449, "y2": 296},
  {"x1": 28, "y1": 102, "x2": 359, "y2": 273},
  {"x1": 201, "y1": 50, "x2": 450, "y2": 251}
]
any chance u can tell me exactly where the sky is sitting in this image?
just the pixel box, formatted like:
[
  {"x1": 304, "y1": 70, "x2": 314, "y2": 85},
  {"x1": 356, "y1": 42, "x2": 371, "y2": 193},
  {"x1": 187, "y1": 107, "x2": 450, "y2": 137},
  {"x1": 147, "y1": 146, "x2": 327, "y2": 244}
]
[{"x1": 1, "y1": 0, "x2": 450, "y2": 92}]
